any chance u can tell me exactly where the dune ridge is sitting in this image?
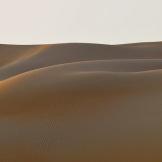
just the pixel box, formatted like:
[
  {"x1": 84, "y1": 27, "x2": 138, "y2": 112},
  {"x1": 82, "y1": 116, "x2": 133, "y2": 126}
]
[
  {"x1": 0, "y1": 42, "x2": 162, "y2": 162},
  {"x1": 0, "y1": 42, "x2": 162, "y2": 80}
]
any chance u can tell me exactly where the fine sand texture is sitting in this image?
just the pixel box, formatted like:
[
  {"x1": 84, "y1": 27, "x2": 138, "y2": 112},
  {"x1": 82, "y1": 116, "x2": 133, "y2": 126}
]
[{"x1": 0, "y1": 42, "x2": 162, "y2": 162}]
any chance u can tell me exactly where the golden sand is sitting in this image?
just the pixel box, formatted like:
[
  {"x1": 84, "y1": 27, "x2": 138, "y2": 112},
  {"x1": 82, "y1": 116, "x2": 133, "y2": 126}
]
[{"x1": 0, "y1": 42, "x2": 162, "y2": 161}]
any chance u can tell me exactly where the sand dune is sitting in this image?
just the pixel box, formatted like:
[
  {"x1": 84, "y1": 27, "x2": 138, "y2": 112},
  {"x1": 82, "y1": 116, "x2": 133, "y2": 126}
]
[
  {"x1": 1, "y1": 42, "x2": 162, "y2": 80},
  {"x1": 0, "y1": 42, "x2": 162, "y2": 162}
]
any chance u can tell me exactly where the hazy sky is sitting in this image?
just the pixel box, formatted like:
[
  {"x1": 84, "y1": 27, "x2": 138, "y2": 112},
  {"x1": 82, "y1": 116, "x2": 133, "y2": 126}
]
[{"x1": 0, "y1": 0, "x2": 162, "y2": 44}]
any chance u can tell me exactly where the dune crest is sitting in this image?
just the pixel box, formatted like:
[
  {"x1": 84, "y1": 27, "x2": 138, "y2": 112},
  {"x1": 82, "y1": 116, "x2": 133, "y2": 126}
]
[{"x1": 0, "y1": 42, "x2": 162, "y2": 162}]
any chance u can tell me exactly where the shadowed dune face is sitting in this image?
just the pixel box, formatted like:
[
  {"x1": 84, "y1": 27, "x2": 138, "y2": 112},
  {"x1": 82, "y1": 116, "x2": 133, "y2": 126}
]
[{"x1": 0, "y1": 42, "x2": 162, "y2": 162}]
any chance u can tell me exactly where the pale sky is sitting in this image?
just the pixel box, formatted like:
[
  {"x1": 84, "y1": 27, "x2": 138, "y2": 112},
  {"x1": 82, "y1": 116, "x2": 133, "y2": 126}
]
[{"x1": 0, "y1": 0, "x2": 162, "y2": 44}]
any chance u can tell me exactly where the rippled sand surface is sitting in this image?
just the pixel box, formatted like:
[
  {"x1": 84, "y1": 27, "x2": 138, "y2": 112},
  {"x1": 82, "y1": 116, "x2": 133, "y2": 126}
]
[{"x1": 0, "y1": 42, "x2": 162, "y2": 161}]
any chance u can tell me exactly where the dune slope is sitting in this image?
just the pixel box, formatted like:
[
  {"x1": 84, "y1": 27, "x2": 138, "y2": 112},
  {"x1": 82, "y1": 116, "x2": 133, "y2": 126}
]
[{"x1": 0, "y1": 42, "x2": 162, "y2": 162}]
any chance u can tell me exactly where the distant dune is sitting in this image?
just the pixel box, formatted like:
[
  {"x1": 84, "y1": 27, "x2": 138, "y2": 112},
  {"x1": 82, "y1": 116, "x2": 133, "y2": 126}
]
[{"x1": 0, "y1": 42, "x2": 162, "y2": 162}]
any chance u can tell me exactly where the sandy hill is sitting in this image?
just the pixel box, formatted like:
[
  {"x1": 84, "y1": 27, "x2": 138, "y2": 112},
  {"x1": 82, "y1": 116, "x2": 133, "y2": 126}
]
[{"x1": 0, "y1": 42, "x2": 162, "y2": 162}]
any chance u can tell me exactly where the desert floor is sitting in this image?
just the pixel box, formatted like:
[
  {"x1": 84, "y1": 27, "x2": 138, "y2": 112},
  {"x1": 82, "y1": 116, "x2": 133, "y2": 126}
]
[{"x1": 0, "y1": 42, "x2": 162, "y2": 161}]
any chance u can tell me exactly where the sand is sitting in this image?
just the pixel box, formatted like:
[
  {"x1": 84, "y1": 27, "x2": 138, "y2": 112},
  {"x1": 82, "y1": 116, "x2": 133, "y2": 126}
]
[{"x1": 0, "y1": 42, "x2": 162, "y2": 161}]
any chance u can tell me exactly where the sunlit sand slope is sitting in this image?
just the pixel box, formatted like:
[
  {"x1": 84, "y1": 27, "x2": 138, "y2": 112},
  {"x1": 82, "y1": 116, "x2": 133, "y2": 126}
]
[{"x1": 0, "y1": 42, "x2": 162, "y2": 162}]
